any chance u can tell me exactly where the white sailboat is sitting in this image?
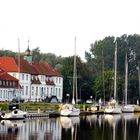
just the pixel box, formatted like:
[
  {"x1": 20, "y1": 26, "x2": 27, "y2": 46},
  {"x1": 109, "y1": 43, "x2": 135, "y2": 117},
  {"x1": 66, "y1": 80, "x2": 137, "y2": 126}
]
[
  {"x1": 0, "y1": 39, "x2": 28, "y2": 120},
  {"x1": 122, "y1": 42, "x2": 134, "y2": 113},
  {"x1": 0, "y1": 109, "x2": 27, "y2": 120},
  {"x1": 60, "y1": 37, "x2": 80, "y2": 116},
  {"x1": 104, "y1": 40, "x2": 122, "y2": 114}
]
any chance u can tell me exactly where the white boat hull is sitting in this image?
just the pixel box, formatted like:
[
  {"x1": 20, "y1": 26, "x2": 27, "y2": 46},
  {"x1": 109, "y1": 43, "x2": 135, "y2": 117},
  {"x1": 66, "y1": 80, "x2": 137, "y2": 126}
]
[
  {"x1": 60, "y1": 108, "x2": 80, "y2": 116},
  {"x1": 104, "y1": 107, "x2": 122, "y2": 114},
  {"x1": 122, "y1": 105, "x2": 134, "y2": 113},
  {"x1": 0, "y1": 109, "x2": 27, "y2": 120},
  {"x1": 69, "y1": 108, "x2": 80, "y2": 116}
]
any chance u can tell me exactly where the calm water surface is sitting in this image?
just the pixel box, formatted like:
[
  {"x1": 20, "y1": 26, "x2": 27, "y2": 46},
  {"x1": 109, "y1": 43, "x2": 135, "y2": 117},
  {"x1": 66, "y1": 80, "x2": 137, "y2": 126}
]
[{"x1": 0, "y1": 113, "x2": 140, "y2": 140}]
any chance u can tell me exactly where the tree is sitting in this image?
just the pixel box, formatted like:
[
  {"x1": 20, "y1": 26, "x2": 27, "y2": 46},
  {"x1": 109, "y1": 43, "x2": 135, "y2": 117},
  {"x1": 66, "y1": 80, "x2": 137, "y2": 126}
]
[
  {"x1": 59, "y1": 56, "x2": 94, "y2": 102},
  {"x1": 93, "y1": 70, "x2": 114, "y2": 101}
]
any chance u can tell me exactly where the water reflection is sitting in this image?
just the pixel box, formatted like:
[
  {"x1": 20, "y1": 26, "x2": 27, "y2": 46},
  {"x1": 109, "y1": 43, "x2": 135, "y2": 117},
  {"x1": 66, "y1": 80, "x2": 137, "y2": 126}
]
[
  {"x1": 59, "y1": 117, "x2": 80, "y2": 129},
  {"x1": 59, "y1": 117, "x2": 80, "y2": 140},
  {"x1": 0, "y1": 114, "x2": 140, "y2": 140}
]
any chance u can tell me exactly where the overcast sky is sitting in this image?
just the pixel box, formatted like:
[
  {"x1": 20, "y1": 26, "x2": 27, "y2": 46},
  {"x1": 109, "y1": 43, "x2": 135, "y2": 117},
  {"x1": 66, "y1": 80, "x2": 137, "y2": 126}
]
[{"x1": 0, "y1": 0, "x2": 140, "y2": 61}]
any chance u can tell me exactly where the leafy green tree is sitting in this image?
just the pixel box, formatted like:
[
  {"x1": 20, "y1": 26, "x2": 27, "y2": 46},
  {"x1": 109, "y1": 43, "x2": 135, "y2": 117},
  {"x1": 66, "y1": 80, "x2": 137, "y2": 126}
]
[
  {"x1": 93, "y1": 70, "x2": 114, "y2": 101},
  {"x1": 85, "y1": 36, "x2": 115, "y2": 75}
]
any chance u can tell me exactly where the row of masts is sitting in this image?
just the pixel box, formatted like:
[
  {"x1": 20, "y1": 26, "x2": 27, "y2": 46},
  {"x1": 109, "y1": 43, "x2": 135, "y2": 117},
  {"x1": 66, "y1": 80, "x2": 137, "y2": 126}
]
[
  {"x1": 72, "y1": 38, "x2": 128, "y2": 105},
  {"x1": 113, "y1": 39, "x2": 129, "y2": 104},
  {"x1": 102, "y1": 39, "x2": 128, "y2": 104}
]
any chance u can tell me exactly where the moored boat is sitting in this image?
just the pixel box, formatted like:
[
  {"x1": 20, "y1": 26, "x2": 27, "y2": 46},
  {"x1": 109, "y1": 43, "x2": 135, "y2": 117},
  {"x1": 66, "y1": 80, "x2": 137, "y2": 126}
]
[
  {"x1": 133, "y1": 105, "x2": 140, "y2": 112},
  {"x1": 122, "y1": 104, "x2": 134, "y2": 113},
  {"x1": 0, "y1": 109, "x2": 27, "y2": 120},
  {"x1": 59, "y1": 104, "x2": 80, "y2": 116},
  {"x1": 104, "y1": 105, "x2": 122, "y2": 114}
]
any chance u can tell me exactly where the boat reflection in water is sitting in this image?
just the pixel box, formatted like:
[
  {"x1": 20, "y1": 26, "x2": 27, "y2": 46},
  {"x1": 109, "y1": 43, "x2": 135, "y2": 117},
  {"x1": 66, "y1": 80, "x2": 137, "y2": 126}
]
[
  {"x1": 0, "y1": 114, "x2": 140, "y2": 140},
  {"x1": 104, "y1": 114, "x2": 121, "y2": 140},
  {"x1": 0, "y1": 120, "x2": 26, "y2": 139},
  {"x1": 104, "y1": 113, "x2": 140, "y2": 140},
  {"x1": 59, "y1": 117, "x2": 80, "y2": 129},
  {"x1": 59, "y1": 117, "x2": 80, "y2": 140}
]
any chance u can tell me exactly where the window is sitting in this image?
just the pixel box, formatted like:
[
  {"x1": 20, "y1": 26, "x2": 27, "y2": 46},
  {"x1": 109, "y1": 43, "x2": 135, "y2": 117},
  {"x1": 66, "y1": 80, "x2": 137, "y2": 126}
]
[
  {"x1": 59, "y1": 88, "x2": 61, "y2": 97},
  {"x1": 6, "y1": 81, "x2": 8, "y2": 86},
  {"x1": 47, "y1": 87, "x2": 49, "y2": 96},
  {"x1": 3, "y1": 81, "x2": 5, "y2": 86},
  {"x1": 59, "y1": 78, "x2": 61, "y2": 84},
  {"x1": 56, "y1": 78, "x2": 58, "y2": 83},
  {"x1": 6, "y1": 90, "x2": 7, "y2": 98},
  {"x1": 51, "y1": 88, "x2": 53, "y2": 96},
  {"x1": 13, "y1": 82, "x2": 15, "y2": 86},
  {"x1": 26, "y1": 86, "x2": 28, "y2": 96},
  {"x1": 10, "y1": 82, "x2": 12, "y2": 86},
  {"x1": 3, "y1": 90, "x2": 5, "y2": 98},
  {"x1": 36, "y1": 87, "x2": 38, "y2": 96},
  {"x1": 56, "y1": 88, "x2": 57, "y2": 95},
  {"x1": 22, "y1": 86, "x2": 24, "y2": 95},
  {"x1": 26, "y1": 75, "x2": 28, "y2": 81},
  {"x1": 0, "y1": 80, "x2": 2, "y2": 85},
  {"x1": 22, "y1": 74, "x2": 24, "y2": 80}
]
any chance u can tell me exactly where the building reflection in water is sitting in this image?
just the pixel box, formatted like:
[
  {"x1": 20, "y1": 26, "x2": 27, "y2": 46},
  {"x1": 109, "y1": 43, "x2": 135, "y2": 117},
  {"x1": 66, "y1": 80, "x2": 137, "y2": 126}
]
[
  {"x1": 0, "y1": 118, "x2": 62, "y2": 140},
  {"x1": 0, "y1": 114, "x2": 140, "y2": 140}
]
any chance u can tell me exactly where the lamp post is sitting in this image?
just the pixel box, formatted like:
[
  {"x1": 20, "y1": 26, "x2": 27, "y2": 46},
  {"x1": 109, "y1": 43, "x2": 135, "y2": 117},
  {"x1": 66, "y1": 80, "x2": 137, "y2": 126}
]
[
  {"x1": 79, "y1": 83, "x2": 87, "y2": 102},
  {"x1": 66, "y1": 93, "x2": 70, "y2": 103},
  {"x1": 137, "y1": 65, "x2": 140, "y2": 105}
]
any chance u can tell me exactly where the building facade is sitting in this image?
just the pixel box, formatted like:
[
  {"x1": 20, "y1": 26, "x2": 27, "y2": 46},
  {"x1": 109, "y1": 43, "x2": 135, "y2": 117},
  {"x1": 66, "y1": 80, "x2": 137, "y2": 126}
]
[{"x1": 0, "y1": 48, "x2": 63, "y2": 102}]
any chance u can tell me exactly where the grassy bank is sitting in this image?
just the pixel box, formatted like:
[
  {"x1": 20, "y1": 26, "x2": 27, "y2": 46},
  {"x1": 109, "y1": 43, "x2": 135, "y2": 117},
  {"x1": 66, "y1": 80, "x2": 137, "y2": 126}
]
[{"x1": 0, "y1": 102, "x2": 92, "y2": 112}]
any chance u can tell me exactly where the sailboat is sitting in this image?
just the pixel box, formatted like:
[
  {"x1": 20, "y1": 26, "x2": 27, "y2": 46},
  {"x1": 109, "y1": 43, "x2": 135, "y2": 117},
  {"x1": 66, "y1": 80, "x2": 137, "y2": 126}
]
[
  {"x1": 104, "y1": 40, "x2": 122, "y2": 114},
  {"x1": 0, "y1": 39, "x2": 28, "y2": 120},
  {"x1": 122, "y1": 43, "x2": 134, "y2": 113},
  {"x1": 59, "y1": 37, "x2": 80, "y2": 116}
]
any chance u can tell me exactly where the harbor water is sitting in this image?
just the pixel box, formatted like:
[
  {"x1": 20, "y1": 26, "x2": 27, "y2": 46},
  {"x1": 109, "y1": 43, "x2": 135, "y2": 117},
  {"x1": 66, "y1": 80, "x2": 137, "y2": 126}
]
[{"x1": 0, "y1": 113, "x2": 140, "y2": 140}]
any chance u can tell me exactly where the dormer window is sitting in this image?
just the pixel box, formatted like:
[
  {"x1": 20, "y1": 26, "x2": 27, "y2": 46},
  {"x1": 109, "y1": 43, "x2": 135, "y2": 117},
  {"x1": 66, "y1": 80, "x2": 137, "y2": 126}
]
[
  {"x1": 13, "y1": 81, "x2": 15, "y2": 86},
  {"x1": 3, "y1": 81, "x2": 5, "y2": 86},
  {"x1": 10, "y1": 82, "x2": 12, "y2": 86}
]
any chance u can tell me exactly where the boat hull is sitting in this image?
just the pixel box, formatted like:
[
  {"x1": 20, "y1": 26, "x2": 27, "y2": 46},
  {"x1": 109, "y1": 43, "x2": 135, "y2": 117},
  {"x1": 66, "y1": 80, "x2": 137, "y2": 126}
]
[
  {"x1": 104, "y1": 107, "x2": 122, "y2": 114},
  {"x1": 122, "y1": 105, "x2": 134, "y2": 113},
  {"x1": 0, "y1": 109, "x2": 27, "y2": 120}
]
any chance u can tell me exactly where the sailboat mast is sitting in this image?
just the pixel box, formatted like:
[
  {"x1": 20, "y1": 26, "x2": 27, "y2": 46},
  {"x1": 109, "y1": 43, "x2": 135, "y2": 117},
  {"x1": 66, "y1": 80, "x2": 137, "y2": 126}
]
[
  {"x1": 114, "y1": 40, "x2": 117, "y2": 100},
  {"x1": 18, "y1": 38, "x2": 20, "y2": 98},
  {"x1": 72, "y1": 37, "x2": 77, "y2": 105},
  {"x1": 125, "y1": 52, "x2": 128, "y2": 105}
]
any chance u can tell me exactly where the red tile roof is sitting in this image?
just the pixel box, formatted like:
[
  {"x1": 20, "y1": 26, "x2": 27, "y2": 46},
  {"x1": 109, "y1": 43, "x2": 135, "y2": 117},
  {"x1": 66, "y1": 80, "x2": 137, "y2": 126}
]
[
  {"x1": 0, "y1": 72, "x2": 18, "y2": 81},
  {"x1": 0, "y1": 57, "x2": 18, "y2": 72},
  {"x1": 0, "y1": 57, "x2": 62, "y2": 77},
  {"x1": 14, "y1": 58, "x2": 37, "y2": 74},
  {"x1": 32, "y1": 62, "x2": 62, "y2": 76}
]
